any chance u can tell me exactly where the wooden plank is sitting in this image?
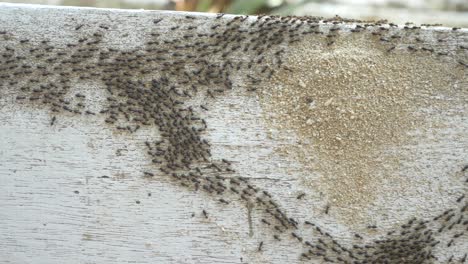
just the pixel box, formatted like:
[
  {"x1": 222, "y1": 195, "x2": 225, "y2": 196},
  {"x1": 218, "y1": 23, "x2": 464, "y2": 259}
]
[{"x1": 0, "y1": 3, "x2": 467, "y2": 264}]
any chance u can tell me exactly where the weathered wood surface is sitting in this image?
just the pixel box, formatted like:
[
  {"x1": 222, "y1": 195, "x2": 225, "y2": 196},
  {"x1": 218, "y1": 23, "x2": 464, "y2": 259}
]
[{"x1": 0, "y1": 3, "x2": 467, "y2": 264}]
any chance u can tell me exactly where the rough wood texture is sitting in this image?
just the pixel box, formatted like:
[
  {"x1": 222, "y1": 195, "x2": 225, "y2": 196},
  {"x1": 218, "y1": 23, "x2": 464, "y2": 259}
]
[{"x1": 0, "y1": 3, "x2": 467, "y2": 264}]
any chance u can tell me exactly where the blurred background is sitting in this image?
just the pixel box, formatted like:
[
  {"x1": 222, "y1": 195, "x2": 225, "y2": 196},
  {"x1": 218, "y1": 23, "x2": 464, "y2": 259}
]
[{"x1": 1, "y1": 0, "x2": 467, "y2": 27}]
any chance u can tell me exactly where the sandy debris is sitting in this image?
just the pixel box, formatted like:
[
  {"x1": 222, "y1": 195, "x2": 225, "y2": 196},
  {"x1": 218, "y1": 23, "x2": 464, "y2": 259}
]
[{"x1": 258, "y1": 32, "x2": 467, "y2": 225}]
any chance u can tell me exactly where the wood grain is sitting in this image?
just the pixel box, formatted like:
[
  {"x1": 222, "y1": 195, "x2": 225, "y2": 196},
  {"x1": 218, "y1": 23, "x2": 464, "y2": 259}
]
[{"x1": 0, "y1": 3, "x2": 467, "y2": 264}]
